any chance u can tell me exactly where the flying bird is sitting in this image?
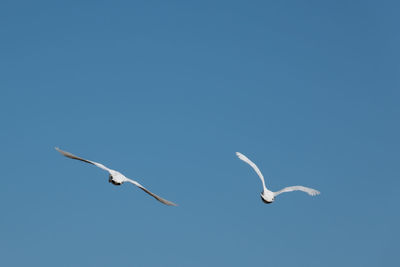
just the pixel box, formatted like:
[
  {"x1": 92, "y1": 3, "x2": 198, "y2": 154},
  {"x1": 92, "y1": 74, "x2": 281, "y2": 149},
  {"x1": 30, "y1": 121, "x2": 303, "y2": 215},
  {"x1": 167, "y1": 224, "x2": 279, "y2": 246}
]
[
  {"x1": 55, "y1": 147, "x2": 177, "y2": 206},
  {"x1": 236, "y1": 152, "x2": 320, "y2": 204}
]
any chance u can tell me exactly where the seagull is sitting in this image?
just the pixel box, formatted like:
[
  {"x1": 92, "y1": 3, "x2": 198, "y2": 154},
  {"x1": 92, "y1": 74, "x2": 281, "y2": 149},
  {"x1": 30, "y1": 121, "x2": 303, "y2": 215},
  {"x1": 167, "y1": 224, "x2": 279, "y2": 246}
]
[
  {"x1": 55, "y1": 147, "x2": 177, "y2": 206},
  {"x1": 236, "y1": 152, "x2": 320, "y2": 204}
]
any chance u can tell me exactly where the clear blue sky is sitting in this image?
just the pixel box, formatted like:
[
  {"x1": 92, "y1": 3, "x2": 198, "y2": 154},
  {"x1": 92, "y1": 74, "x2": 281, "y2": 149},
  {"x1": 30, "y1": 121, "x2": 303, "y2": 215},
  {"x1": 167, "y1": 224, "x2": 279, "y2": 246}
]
[{"x1": 1, "y1": 1, "x2": 399, "y2": 266}]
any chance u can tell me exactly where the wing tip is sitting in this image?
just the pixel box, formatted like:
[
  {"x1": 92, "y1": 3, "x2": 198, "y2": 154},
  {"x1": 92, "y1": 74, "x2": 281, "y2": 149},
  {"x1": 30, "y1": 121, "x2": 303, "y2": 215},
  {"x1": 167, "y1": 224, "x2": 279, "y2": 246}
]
[
  {"x1": 162, "y1": 198, "x2": 178, "y2": 206},
  {"x1": 236, "y1": 151, "x2": 245, "y2": 158},
  {"x1": 55, "y1": 147, "x2": 64, "y2": 154},
  {"x1": 55, "y1": 147, "x2": 67, "y2": 155},
  {"x1": 311, "y1": 190, "x2": 321, "y2": 196}
]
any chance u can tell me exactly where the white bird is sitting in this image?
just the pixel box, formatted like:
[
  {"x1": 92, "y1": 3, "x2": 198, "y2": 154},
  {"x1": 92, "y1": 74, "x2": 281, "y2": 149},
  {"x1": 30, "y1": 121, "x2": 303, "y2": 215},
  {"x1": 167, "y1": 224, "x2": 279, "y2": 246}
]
[
  {"x1": 236, "y1": 152, "x2": 320, "y2": 204},
  {"x1": 55, "y1": 147, "x2": 177, "y2": 206}
]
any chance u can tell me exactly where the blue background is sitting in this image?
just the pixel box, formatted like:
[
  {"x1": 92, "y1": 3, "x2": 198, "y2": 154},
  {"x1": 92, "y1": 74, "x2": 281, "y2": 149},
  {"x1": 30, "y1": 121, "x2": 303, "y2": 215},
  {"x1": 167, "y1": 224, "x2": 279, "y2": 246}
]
[{"x1": 1, "y1": 1, "x2": 399, "y2": 266}]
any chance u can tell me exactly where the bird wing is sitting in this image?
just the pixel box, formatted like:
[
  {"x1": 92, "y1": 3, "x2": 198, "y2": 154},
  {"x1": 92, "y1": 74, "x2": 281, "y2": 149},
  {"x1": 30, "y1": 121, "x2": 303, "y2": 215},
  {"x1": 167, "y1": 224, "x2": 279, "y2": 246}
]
[
  {"x1": 124, "y1": 178, "x2": 178, "y2": 206},
  {"x1": 236, "y1": 152, "x2": 267, "y2": 190},
  {"x1": 274, "y1": 186, "x2": 320, "y2": 196},
  {"x1": 55, "y1": 147, "x2": 111, "y2": 172}
]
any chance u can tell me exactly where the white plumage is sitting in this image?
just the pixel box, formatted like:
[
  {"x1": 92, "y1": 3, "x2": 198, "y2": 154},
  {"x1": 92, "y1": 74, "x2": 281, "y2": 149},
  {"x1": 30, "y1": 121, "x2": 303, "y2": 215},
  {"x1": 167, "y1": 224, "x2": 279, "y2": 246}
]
[
  {"x1": 236, "y1": 152, "x2": 320, "y2": 204},
  {"x1": 55, "y1": 147, "x2": 177, "y2": 206}
]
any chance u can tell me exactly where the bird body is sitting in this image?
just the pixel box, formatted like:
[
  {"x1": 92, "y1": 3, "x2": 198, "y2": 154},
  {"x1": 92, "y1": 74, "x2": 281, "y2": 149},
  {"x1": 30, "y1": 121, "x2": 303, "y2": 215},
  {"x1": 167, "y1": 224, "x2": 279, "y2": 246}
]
[
  {"x1": 55, "y1": 147, "x2": 177, "y2": 206},
  {"x1": 236, "y1": 152, "x2": 320, "y2": 204},
  {"x1": 108, "y1": 170, "x2": 125, "y2": 185},
  {"x1": 261, "y1": 190, "x2": 275, "y2": 204}
]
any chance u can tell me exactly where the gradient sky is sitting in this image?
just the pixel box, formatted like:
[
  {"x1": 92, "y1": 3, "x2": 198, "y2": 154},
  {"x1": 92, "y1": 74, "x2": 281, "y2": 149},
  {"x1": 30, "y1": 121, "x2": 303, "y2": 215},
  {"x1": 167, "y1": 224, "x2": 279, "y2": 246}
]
[{"x1": 1, "y1": 1, "x2": 399, "y2": 266}]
